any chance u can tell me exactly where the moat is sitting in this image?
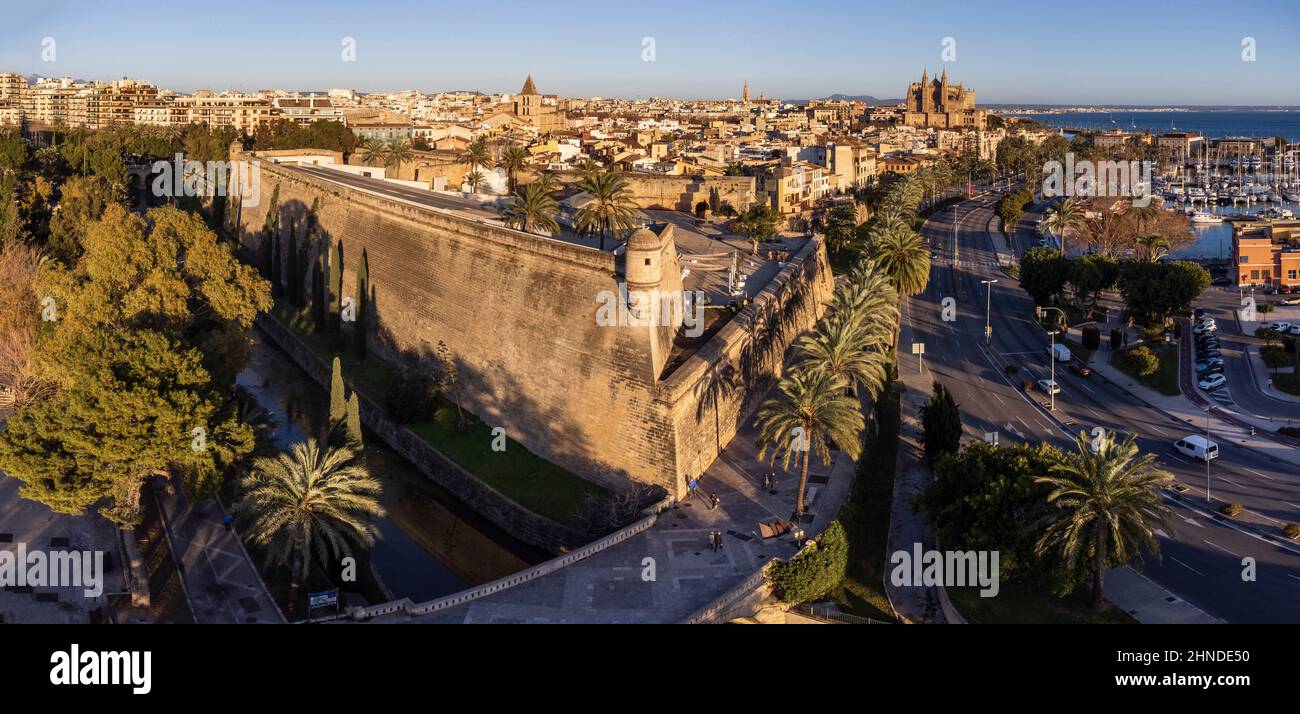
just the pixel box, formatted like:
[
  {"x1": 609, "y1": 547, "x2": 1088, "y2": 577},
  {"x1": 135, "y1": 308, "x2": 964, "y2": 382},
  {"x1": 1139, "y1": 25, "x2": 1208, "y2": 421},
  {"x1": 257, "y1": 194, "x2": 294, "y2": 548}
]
[{"x1": 235, "y1": 331, "x2": 547, "y2": 603}]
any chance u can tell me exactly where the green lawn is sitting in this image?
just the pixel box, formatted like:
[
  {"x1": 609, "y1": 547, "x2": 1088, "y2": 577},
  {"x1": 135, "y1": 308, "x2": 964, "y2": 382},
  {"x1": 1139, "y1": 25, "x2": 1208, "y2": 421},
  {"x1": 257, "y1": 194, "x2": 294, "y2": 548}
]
[
  {"x1": 1275, "y1": 373, "x2": 1300, "y2": 396},
  {"x1": 829, "y1": 385, "x2": 901, "y2": 623},
  {"x1": 1112, "y1": 344, "x2": 1180, "y2": 396},
  {"x1": 268, "y1": 300, "x2": 605, "y2": 525},
  {"x1": 949, "y1": 580, "x2": 1137, "y2": 624}
]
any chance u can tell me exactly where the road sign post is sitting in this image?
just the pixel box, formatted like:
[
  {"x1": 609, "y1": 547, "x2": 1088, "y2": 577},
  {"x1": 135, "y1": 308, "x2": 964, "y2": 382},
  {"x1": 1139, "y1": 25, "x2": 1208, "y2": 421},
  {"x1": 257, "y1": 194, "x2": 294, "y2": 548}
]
[{"x1": 911, "y1": 342, "x2": 925, "y2": 374}]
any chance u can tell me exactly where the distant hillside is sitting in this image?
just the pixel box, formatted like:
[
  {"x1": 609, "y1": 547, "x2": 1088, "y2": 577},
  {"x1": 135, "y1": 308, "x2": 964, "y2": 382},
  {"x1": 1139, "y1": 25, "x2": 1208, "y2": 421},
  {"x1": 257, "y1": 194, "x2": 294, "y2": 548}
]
[{"x1": 808, "y1": 94, "x2": 903, "y2": 105}]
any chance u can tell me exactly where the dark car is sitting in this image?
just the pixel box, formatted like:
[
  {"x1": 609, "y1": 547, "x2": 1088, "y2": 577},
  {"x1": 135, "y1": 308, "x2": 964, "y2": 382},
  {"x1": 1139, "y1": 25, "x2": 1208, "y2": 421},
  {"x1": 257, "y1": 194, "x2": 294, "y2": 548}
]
[
  {"x1": 1212, "y1": 276, "x2": 1232, "y2": 286},
  {"x1": 1193, "y1": 308, "x2": 1208, "y2": 318},
  {"x1": 1069, "y1": 362, "x2": 1093, "y2": 377}
]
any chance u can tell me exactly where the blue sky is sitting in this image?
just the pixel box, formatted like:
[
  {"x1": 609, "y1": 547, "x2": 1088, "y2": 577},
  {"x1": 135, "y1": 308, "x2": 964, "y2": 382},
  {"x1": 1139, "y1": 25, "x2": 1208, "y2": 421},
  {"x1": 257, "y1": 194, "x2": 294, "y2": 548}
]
[{"x1": 1, "y1": 0, "x2": 1298, "y2": 104}]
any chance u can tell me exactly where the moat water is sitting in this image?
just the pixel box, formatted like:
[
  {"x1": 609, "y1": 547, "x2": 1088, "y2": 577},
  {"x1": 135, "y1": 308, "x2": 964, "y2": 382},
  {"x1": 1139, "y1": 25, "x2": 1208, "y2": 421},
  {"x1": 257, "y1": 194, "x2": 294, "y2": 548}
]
[{"x1": 235, "y1": 331, "x2": 546, "y2": 603}]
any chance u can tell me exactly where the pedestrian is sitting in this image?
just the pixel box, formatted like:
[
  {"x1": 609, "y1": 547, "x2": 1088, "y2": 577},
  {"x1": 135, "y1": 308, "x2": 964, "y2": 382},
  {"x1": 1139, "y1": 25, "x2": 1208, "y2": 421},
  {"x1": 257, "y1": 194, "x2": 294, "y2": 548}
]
[
  {"x1": 711, "y1": 492, "x2": 720, "y2": 510},
  {"x1": 223, "y1": 513, "x2": 234, "y2": 532}
]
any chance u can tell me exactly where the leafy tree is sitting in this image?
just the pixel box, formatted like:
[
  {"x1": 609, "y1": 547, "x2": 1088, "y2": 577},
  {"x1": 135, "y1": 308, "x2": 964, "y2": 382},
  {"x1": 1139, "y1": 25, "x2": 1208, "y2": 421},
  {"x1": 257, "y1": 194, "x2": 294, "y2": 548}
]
[
  {"x1": 920, "y1": 441, "x2": 1071, "y2": 588},
  {"x1": 755, "y1": 368, "x2": 864, "y2": 517},
  {"x1": 919, "y1": 381, "x2": 962, "y2": 463},
  {"x1": 1117, "y1": 260, "x2": 1210, "y2": 322},
  {"x1": 1019, "y1": 247, "x2": 1070, "y2": 306},
  {"x1": 732, "y1": 202, "x2": 779, "y2": 255},
  {"x1": 234, "y1": 439, "x2": 383, "y2": 613},
  {"x1": 0, "y1": 204, "x2": 271, "y2": 523},
  {"x1": 47, "y1": 175, "x2": 124, "y2": 265},
  {"x1": 1035, "y1": 431, "x2": 1174, "y2": 611}
]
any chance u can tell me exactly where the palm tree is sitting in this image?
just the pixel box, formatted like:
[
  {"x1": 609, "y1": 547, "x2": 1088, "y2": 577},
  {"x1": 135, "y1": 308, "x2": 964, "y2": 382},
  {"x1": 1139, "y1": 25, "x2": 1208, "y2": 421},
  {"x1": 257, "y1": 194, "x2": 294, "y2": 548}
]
[
  {"x1": 576, "y1": 157, "x2": 603, "y2": 181},
  {"x1": 1135, "y1": 233, "x2": 1170, "y2": 262},
  {"x1": 755, "y1": 368, "x2": 864, "y2": 517},
  {"x1": 235, "y1": 439, "x2": 385, "y2": 613},
  {"x1": 870, "y1": 227, "x2": 930, "y2": 347},
  {"x1": 1035, "y1": 431, "x2": 1174, "y2": 612},
  {"x1": 464, "y1": 169, "x2": 486, "y2": 194},
  {"x1": 830, "y1": 258, "x2": 899, "y2": 345},
  {"x1": 502, "y1": 182, "x2": 560, "y2": 236},
  {"x1": 358, "y1": 138, "x2": 388, "y2": 167},
  {"x1": 500, "y1": 145, "x2": 531, "y2": 194},
  {"x1": 798, "y1": 311, "x2": 889, "y2": 399},
  {"x1": 384, "y1": 138, "x2": 415, "y2": 178},
  {"x1": 575, "y1": 171, "x2": 638, "y2": 250},
  {"x1": 1043, "y1": 197, "x2": 1085, "y2": 257},
  {"x1": 1126, "y1": 199, "x2": 1161, "y2": 234},
  {"x1": 462, "y1": 137, "x2": 489, "y2": 172}
]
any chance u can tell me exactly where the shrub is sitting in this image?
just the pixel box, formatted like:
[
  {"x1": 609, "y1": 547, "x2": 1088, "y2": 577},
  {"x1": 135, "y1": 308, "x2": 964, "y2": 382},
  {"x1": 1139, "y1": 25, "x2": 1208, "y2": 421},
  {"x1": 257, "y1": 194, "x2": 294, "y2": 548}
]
[
  {"x1": 1117, "y1": 346, "x2": 1160, "y2": 378},
  {"x1": 1283, "y1": 523, "x2": 1300, "y2": 540},
  {"x1": 768, "y1": 520, "x2": 849, "y2": 603},
  {"x1": 1280, "y1": 427, "x2": 1300, "y2": 438},
  {"x1": 1219, "y1": 503, "x2": 1244, "y2": 518},
  {"x1": 1109, "y1": 328, "x2": 1124, "y2": 350},
  {"x1": 384, "y1": 369, "x2": 440, "y2": 424},
  {"x1": 570, "y1": 484, "x2": 666, "y2": 537},
  {"x1": 1081, "y1": 325, "x2": 1101, "y2": 350},
  {"x1": 1004, "y1": 364, "x2": 1019, "y2": 378},
  {"x1": 1261, "y1": 346, "x2": 1292, "y2": 369}
]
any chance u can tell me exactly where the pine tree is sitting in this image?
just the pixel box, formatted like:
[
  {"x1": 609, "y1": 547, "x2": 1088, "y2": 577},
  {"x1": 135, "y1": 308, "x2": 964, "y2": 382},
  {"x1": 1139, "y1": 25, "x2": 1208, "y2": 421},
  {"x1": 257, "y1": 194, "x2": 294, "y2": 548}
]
[
  {"x1": 354, "y1": 249, "x2": 369, "y2": 360},
  {"x1": 920, "y1": 381, "x2": 963, "y2": 464},
  {"x1": 345, "y1": 393, "x2": 363, "y2": 448}
]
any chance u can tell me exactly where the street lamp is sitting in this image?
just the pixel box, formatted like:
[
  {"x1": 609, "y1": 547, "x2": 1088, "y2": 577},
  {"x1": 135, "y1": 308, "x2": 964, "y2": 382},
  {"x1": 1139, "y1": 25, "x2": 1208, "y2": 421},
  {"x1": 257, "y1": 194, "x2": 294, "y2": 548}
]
[
  {"x1": 981, "y1": 279, "x2": 999, "y2": 345},
  {"x1": 1048, "y1": 328, "x2": 1060, "y2": 411},
  {"x1": 1037, "y1": 306, "x2": 1068, "y2": 411},
  {"x1": 1204, "y1": 407, "x2": 1213, "y2": 503}
]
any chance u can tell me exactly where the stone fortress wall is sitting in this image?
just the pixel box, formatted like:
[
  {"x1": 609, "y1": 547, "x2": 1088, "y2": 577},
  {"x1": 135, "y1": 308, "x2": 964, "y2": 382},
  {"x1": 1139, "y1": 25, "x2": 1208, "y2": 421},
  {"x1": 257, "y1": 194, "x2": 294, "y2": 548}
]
[{"x1": 232, "y1": 152, "x2": 830, "y2": 502}]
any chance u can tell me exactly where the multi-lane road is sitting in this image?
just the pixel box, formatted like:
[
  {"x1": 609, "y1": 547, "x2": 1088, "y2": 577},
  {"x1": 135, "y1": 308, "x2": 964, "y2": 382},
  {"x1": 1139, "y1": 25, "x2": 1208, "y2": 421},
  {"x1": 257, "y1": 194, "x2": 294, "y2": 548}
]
[{"x1": 902, "y1": 192, "x2": 1300, "y2": 623}]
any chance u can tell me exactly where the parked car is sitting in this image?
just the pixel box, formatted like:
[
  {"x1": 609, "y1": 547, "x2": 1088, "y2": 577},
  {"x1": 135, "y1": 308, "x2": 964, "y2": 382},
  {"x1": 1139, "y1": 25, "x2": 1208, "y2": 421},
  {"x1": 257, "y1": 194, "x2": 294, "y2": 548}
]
[
  {"x1": 1196, "y1": 356, "x2": 1225, "y2": 369},
  {"x1": 1194, "y1": 324, "x2": 1216, "y2": 335},
  {"x1": 1268, "y1": 322, "x2": 1292, "y2": 332},
  {"x1": 1212, "y1": 276, "x2": 1232, "y2": 286},
  {"x1": 1175, "y1": 435, "x2": 1220, "y2": 462},
  {"x1": 1069, "y1": 362, "x2": 1092, "y2": 377},
  {"x1": 1037, "y1": 378, "x2": 1061, "y2": 395},
  {"x1": 1280, "y1": 285, "x2": 1293, "y2": 295},
  {"x1": 1290, "y1": 325, "x2": 1300, "y2": 336},
  {"x1": 1193, "y1": 308, "x2": 1209, "y2": 318},
  {"x1": 1198, "y1": 373, "x2": 1227, "y2": 390},
  {"x1": 1281, "y1": 297, "x2": 1300, "y2": 306}
]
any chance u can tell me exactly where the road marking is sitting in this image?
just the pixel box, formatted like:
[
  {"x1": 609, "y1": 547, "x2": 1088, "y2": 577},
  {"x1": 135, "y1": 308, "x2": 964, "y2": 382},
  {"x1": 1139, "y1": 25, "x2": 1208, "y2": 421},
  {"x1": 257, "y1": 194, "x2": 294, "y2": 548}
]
[
  {"x1": 1221, "y1": 477, "x2": 1244, "y2": 488},
  {"x1": 1074, "y1": 381, "x2": 1095, "y2": 395},
  {"x1": 1170, "y1": 557, "x2": 1205, "y2": 576},
  {"x1": 1203, "y1": 539, "x2": 1240, "y2": 558},
  {"x1": 1147, "y1": 424, "x2": 1169, "y2": 437},
  {"x1": 1247, "y1": 469, "x2": 1274, "y2": 481}
]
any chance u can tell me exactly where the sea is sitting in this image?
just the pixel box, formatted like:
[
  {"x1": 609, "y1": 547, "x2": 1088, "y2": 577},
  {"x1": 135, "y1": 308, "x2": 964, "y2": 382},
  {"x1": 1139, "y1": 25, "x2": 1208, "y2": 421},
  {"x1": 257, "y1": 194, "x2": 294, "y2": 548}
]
[
  {"x1": 1006, "y1": 109, "x2": 1300, "y2": 260},
  {"x1": 1004, "y1": 109, "x2": 1300, "y2": 143}
]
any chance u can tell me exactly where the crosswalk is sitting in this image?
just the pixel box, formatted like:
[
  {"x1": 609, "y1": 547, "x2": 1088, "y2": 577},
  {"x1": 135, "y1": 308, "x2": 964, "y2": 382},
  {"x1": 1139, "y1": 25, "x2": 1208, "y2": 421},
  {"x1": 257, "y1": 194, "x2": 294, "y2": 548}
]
[
  {"x1": 932, "y1": 257, "x2": 1005, "y2": 269},
  {"x1": 1203, "y1": 386, "x2": 1235, "y2": 407}
]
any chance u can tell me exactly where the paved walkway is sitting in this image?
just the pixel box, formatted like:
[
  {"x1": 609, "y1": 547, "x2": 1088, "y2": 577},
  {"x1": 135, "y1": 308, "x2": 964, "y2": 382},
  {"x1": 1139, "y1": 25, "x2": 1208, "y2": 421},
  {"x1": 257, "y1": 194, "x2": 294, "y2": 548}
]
[
  {"x1": 0, "y1": 475, "x2": 128, "y2": 624},
  {"x1": 1105, "y1": 567, "x2": 1221, "y2": 624},
  {"x1": 154, "y1": 480, "x2": 284, "y2": 624},
  {"x1": 371, "y1": 404, "x2": 858, "y2": 623}
]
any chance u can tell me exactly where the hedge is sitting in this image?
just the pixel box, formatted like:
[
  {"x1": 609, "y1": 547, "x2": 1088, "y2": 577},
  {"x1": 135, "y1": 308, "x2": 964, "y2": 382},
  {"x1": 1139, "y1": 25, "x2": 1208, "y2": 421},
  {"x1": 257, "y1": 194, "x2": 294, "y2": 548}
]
[{"x1": 769, "y1": 520, "x2": 849, "y2": 603}]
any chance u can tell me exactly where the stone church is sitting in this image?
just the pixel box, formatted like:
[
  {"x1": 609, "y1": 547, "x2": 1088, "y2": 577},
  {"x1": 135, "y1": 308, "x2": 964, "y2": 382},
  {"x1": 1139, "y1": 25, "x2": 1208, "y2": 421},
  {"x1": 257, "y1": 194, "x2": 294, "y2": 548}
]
[{"x1": 903, "y1": 68, "x2": 985, "y2": 130}]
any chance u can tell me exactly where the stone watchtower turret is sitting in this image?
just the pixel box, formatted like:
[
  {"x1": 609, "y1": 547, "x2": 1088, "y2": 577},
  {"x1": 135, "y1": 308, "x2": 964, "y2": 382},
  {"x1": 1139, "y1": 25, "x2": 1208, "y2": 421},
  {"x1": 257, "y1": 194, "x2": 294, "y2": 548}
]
[{"x1": 621, "y1": 224, "x2": 685, "y2": 380}]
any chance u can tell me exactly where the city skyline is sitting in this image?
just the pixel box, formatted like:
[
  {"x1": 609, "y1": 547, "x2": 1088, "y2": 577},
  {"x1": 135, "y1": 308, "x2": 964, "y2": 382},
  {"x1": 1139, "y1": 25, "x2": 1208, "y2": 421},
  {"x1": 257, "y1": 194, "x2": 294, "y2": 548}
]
[{"x1": 1, "y1": 0, "x2": 1298, "y2": 105}]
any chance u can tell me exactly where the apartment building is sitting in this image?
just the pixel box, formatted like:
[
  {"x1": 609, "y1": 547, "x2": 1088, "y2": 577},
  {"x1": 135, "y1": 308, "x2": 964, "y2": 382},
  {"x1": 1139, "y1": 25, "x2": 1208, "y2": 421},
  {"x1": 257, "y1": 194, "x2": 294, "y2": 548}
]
[
  {"x1": 759, "y1": 157, "x2": 832, "y2": 214},
  {"x1": 824, "y1": 141, "x2": 878, "y2": 191},
  {"x1": 1234, "y1": 221, "x2": 1300, "y2": 288},
  {"x1": 173, "y1": 92, "x2": 273, "y2": 133}
]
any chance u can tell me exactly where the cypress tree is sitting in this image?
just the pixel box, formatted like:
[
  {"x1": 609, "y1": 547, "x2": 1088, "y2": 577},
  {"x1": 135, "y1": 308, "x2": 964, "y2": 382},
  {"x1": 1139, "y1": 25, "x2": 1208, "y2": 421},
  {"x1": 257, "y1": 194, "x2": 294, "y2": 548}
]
[
  {"x1": 919, "y1": 381, "x2": 963, "y2": 464},
  {"x1": 329, "y1": 240, "x2": 343, "y2": 333},
  {"x1": 329, "y1": 357, "x2": 347, "y2": 426},
  {"x1": 312, "y1": 247, "x2": 327, "y2": 334},
  {"x1": 354, "y1": 249, "x2": 369, "y2": 360},
  {"x1": 286, "y1": 218, "x2": 298, "y2": 306},
  {"x1": 345, "y1": 392, "x2": 363, "y2": 448},
  {"x1": 270, "y1": 231, "x2": 281, "y2": 299}
]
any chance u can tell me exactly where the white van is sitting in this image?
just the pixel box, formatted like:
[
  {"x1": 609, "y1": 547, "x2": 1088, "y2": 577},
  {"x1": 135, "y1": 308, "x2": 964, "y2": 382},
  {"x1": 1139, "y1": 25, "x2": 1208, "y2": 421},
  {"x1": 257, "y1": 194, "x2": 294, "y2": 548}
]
[
  {"x1": 1174, "y1": 435, "x2": 1219, "y2": 462},
  {"x1": 1049, "y1": 343, "x2": 1072, "y2": 362}
]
